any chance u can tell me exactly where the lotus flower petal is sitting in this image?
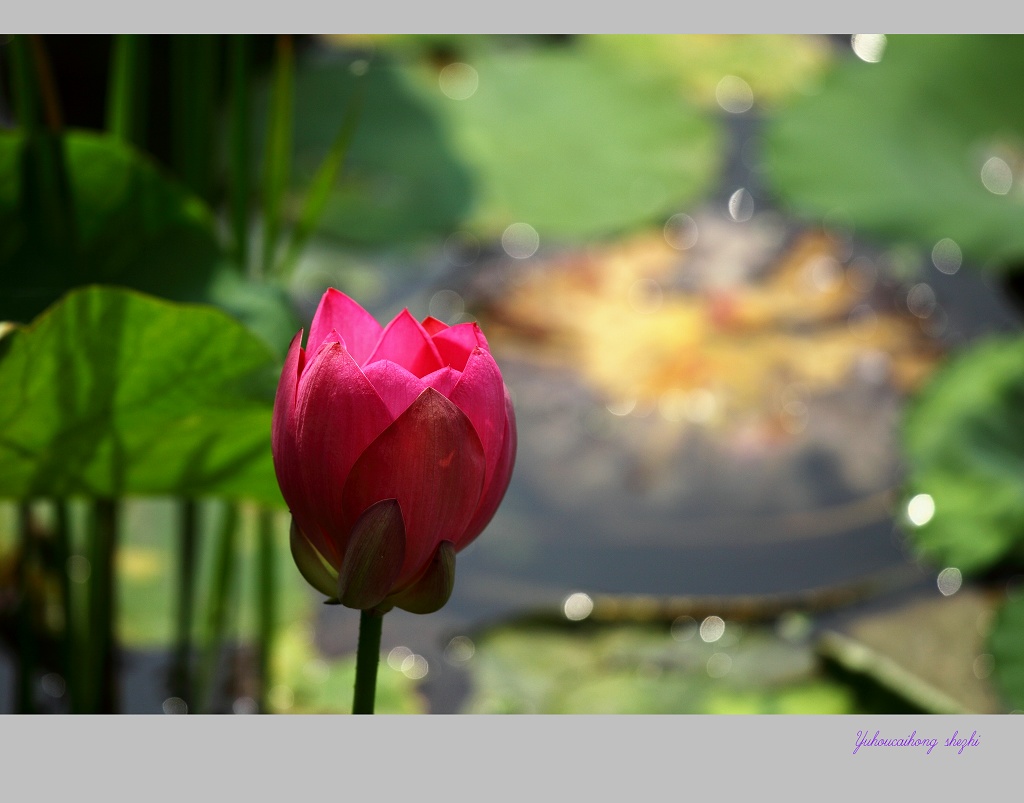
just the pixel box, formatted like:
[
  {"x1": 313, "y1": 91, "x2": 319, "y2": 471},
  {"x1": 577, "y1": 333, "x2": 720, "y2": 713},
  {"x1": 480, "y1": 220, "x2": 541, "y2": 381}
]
[
  {"x1": 420, "y1": 316, "x2": 448, "y2": 336},
  {"x1": 366, "y1": 309, "x2": 444, "y2": 377},
  {"x1": 342, "y1": 388, "x2": 485, "y2": 588},
  {"x1": 337, "y1": 499, "x2": 406, "y2": 611},
  {"x1": 293, "y1": 340, "x2": 392, "y2": 564},
  {"x1": 362, "y1": 360, "x2": 426, "y2": 420},
  {"x1": 388, "y1": 540, "x2": 456, "y2": 614},
  {"x1": 289, "y1": 519, "x2": 339, "y2": 601},
  {"x1": 449, "y1": 347, "x2": 507, "y2": 496},
  {"x1": 431, "y1": 322, "x2": 489, "y2": 371},
  {"x1": 457, "y1": 386, "x2": 517, "y2": 550},
  {"x1": 308, "y1": 288, "x2": 383, "y2": 365}
]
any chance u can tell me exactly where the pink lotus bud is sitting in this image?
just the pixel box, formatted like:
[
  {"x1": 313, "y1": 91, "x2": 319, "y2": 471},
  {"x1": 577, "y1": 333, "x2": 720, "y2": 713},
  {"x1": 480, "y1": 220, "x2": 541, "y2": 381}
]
[{"x1": 272, "y1": 289, "x2": 516, "y2": 614}]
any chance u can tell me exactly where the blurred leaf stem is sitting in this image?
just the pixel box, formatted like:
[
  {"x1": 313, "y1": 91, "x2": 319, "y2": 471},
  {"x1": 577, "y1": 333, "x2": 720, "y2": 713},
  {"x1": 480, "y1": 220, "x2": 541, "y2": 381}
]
[
  {"x1": 51, "y1": 500, "x2": 75, "y2": 711},
  {"x1": 8, "y1": 35, "x2": 76, "y2": 269},
  {"x1": 15, "y1": 503, "x2": 37, "y2": 714},
  {"x1": 277, "y1": 76, "x2": 365, "y2": 276},
  {"x1": 256, "y1": 509, "x2": 277, "y2": 711},
  {"x1": 171, "y1": 35, "x2": 219, "y2": 203},
  {"x1": 170, "y1": 499, "x2": 199, "y2": 707},
  {"x1": 105, "y1": 35, "x2": 147, "y2": 147},
  {"x1": 260, "y1": 34, "x2": 293, "y2": 278},
  {"x1": 84, "y1": 499, "x2": 118, "y2": 713},
  {"x1": 228, "y1": 35, "x2": 253, "y2": 269},
  {"x1": 195, "y1": 501, "x2": 240, "y2": 713}
]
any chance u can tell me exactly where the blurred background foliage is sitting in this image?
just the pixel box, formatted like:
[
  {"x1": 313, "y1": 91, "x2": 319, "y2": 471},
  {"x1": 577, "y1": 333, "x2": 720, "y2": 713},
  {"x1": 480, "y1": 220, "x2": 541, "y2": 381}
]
[{"x1": 1, "y1": 33, "x2": 1023, "y2": 714}]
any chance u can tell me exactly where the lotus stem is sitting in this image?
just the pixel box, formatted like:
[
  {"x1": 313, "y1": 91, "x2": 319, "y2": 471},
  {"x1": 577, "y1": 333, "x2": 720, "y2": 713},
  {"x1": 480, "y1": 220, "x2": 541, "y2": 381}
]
[{"x1": 352, "y1": 609, "x2": 384, "y2": 714}]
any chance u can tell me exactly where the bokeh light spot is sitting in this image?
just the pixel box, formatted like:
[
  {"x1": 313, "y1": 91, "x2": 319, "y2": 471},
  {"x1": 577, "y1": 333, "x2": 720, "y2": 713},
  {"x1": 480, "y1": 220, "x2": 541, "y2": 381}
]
[
  {"x1": 851, "y1": 34, "x2": 887, "y2": 63},
  {"x1": 907, "y1": 493, "x2": 935, "y2": 526},
  {"x1": 401, "y1": 654, "x2": 429, "y2": 680},
  {"x1": 232, "y1": 696, "x2": 258, "y2": 715},
  {"x1": 700, "y1": 615, "x2": 726, "y2": 643},
  {"x1": 444, "y1": 636, "x2": 476, "y2": 665},
  {"x1": 728, "y1": 188, "x2": 754, "y2": 222},
  {"x1": 907, "y1": 283, "x2": 937, "y2": 318},
  {"x1": 563, "y1": 592, "x2": 594, "y2": 621},
  {"x1": 387, "y1": 646, "x2": 413, "y2": 671},
  {"x1": 664, "y1": 213, "x2": 699, "y2": 250},
  {"x1": 931, "y1": 238, "x2": 962, "y2": 275},
  {"x1": 438, "y1": 62, "x2": 479, "y2": 100},
  {"x1": 162, "y1": 696, "x2": 188, "y2": 715},
  {"x1": 715, "y1": 75, "x2": 754, "y2": 114},
  {"x1": 937, "y1": 567, "x2": 963, "y2": 597},
  {"x1": 606, "y1": 398, "x2": 637, "y2": 417},
  {"x1": 981, "y1": 156, "x2": 1013, "y2": 195},
  {"x1": 502, "y1": 222, "x2": 540, "y2": 259}
]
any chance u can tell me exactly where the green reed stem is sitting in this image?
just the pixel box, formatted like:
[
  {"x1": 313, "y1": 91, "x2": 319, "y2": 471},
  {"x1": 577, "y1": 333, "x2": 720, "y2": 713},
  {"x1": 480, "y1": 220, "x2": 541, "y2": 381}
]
[
  {"x1": 196, "y1": 501, "x2": 239, "y2": 713},
  {"x1": 106, "y1": 34, "x2": 147, "y2": 146},
  {"x1": 256, "y1": 508, "x2": 276, "y2": 712},
  {"x1": 52, "y1": 500, "x2": 75, "y2": 711},
  {"x1": 228, "y1": 35, "x2": 252, "y2": 270},
  {"x1": 171, "y1": 35, "x2": 219, "y2": 202},
  {"x1": 170, "y1": 499, "x2": 199, "y2": 707},
  {"x1": 8, "y1": 35, "x2": 76, "y2": 274},
  {"x1": 260, "y1": 34, "x2": 293, "y2": 278},
  {"x1": 352, "y1": 609, "x2": 384, "y2": 714},
  {"x1": 85, "y1": 499, "x2": 118, "y2": 713},
  {"x1": 8, "y1": 36, "x2": 40, "y2": 132},
  {"x1": 278, "y1": 76, "x2": 365, "y2": 277},
  {"x1": 15, "y1": 503, "x2": 37, "y2": 714}
]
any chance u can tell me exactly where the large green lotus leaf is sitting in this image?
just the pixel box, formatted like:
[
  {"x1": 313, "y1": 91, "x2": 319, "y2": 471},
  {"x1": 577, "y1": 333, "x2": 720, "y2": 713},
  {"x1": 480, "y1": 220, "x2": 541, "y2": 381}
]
[
  {"x1": 763, "y1": 34, "x2": 1024, "y2": 271},
  {"x1": 425, "y1": 46, "x2": 722, "y2": 239},
  {"x1": 0, "y1": 130, "x2": 226, "y2": 324},
  {"x1": 0, "y1": 287, "x2": 283, "y2": 506},
  {"x1": 901, "y1": 336, "x2": 1024, "y2": 574},
  {"x1": 581, "y1": 34, "x2": 833, "y2": 110},
  {"x1": 254, "y1": 56, "x2": 475, "y2": 247},
  {"x1": 461, "y1": 621, "x2": 856, "y2": 714},
  {"x1": 988, "y1": 591, "x2": 1024, "y2": 711}
]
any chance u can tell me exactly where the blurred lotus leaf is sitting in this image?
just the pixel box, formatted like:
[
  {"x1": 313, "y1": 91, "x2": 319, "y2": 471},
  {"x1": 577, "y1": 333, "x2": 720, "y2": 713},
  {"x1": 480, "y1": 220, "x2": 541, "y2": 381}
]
[
  {"x1": 0, "y1": 130, "x2": 227, "y2": 323},
  {"x1": 0, "y1": 286, "x2": 283, "y2": 506},
  {"x1": 274, "y1": 40, "x2": 721, "y2": 246},
  {"x1": 461, "y1": 620, "x2": 857, "y2": 714},
  {"x1": 988, "y1": 590, "x2": 1024, "y2": 711},
  {"x1": 764, "y1": 34, "x2": 1024, "y2": 271},
  {"x1": 582, "y1": 34, "x2": 833, "y2": 111},
  {"x1": 901, "y1": 335, "x2": 1024, "y2": 574}
]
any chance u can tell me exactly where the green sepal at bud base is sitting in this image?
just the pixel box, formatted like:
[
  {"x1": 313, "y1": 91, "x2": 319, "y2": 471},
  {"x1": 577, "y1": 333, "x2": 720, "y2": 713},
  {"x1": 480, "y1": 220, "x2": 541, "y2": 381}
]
[
  {"x1": 338, "y1": 498, "x2": 406, "y2": 610},
  {"x1": 388, "y1": 540, "x2": 456, "y2": 614},
  {"x1": 289, "y1": 518, "x2": 340, "y2": 602}
]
